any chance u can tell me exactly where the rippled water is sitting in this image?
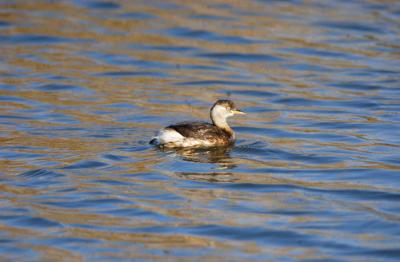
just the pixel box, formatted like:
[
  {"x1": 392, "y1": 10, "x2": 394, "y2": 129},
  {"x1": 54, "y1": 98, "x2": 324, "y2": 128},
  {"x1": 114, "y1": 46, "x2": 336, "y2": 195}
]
[{"x1": 1, "y1": 0, "x2": 400, "y2": 261}]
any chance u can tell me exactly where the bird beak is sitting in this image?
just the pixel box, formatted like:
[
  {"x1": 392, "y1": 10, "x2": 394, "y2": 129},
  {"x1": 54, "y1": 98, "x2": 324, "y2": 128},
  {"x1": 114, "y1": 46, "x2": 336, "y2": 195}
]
[{"x1": 232, "y1": 109, "x2": 246, "y2": 115}]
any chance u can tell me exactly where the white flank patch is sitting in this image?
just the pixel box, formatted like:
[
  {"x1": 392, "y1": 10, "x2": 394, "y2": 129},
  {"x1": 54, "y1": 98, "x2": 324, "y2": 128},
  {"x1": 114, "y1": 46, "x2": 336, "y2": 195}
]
[{"x1": 155, "y1": 128, "x2": 185, "y2": 144}]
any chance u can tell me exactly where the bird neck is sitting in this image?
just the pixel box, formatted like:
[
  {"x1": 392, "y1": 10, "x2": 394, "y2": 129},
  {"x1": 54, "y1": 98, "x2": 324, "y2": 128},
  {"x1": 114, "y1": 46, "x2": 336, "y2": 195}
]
[{"x1": 211, "y1": 112, "x2": 234, "y2": 137}]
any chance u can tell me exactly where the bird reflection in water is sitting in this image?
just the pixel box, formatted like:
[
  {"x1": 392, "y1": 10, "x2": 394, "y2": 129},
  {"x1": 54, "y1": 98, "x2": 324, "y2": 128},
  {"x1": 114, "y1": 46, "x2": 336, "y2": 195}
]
[
  {"x1": 159, "y1": 145, "x2": 239, "y2": 183},
  {"x1": 175, "y1": 171, "x2": 238, "y2": 183}
]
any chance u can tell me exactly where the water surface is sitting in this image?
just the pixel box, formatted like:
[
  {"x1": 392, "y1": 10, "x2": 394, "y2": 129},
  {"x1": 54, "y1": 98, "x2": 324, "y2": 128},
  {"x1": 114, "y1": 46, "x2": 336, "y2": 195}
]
[{"x1": 1, "y1": 0, "x2": 400, "y2": 261}]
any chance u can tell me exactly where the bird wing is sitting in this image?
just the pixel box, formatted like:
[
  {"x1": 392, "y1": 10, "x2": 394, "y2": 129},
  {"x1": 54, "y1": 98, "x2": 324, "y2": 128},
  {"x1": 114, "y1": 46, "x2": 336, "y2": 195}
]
[{"x1": 167, "y1": 122, "x2": 224, "y2": 139}]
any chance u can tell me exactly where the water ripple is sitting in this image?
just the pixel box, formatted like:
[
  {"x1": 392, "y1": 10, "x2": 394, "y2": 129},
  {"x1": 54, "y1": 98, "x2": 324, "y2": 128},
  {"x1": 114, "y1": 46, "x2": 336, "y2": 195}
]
[
  {"x1": 62, "y1": 160, "x2": 108, "y2": 170},
  {"x1": 84, "y1": 1, "x2": 121, "y2": 10},
  {"x1": 1, "y1": 0, "x2": 400, "y2": 260},
  {"x1": 0, "y1": 35, "x2": 80, "y2": 45},
  {"x1": 198, "y1": 52, "x2": 284, "y2": 62},
  {"x1": 167, "y1": 27, "x2": 259, "y2": 44},
  {"x1": 317, "y1": 21, "x2": 385, "y2": 33}
]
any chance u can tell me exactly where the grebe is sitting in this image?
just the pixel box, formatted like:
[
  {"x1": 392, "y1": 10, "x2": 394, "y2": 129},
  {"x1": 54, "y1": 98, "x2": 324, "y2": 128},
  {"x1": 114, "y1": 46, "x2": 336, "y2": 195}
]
[{"x1": 150, "y1": 100, "x2": 245, "y2": 148}]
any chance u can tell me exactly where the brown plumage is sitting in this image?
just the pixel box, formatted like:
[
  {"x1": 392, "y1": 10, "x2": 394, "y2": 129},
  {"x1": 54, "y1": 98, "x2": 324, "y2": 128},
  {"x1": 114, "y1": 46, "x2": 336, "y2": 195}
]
[
  {"x1": 166, "y1": 122, "x2": 233, "y2": 146},
  {"x1": 150, "y1": 100, "x2": 245, "y2": 148}
]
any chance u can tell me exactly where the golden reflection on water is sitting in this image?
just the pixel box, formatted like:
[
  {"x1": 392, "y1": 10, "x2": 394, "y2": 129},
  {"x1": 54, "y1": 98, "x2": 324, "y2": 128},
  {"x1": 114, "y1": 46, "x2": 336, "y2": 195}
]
[{"x1": 1, "y1": 0, "x2": 400, "y2": 261}]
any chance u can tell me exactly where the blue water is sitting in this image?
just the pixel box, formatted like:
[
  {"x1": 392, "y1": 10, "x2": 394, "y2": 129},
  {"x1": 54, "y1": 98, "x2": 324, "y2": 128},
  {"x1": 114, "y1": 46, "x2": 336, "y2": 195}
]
[{"x1": 1, "y1": 0, "x2": 400, "y2": 261}]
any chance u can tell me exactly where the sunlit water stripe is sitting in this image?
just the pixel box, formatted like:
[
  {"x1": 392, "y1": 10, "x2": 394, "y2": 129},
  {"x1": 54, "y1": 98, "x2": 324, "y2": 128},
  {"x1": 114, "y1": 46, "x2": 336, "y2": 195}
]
[{"x1": 0, "y1": 0, "x2": 399, "y2": 261}]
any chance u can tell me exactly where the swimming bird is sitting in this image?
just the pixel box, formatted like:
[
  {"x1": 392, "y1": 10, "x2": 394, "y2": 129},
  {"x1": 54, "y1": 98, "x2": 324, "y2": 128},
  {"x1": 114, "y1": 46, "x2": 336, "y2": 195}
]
[{"x1": 150, "y1": 100, "x2": 245, "y2": 148}]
